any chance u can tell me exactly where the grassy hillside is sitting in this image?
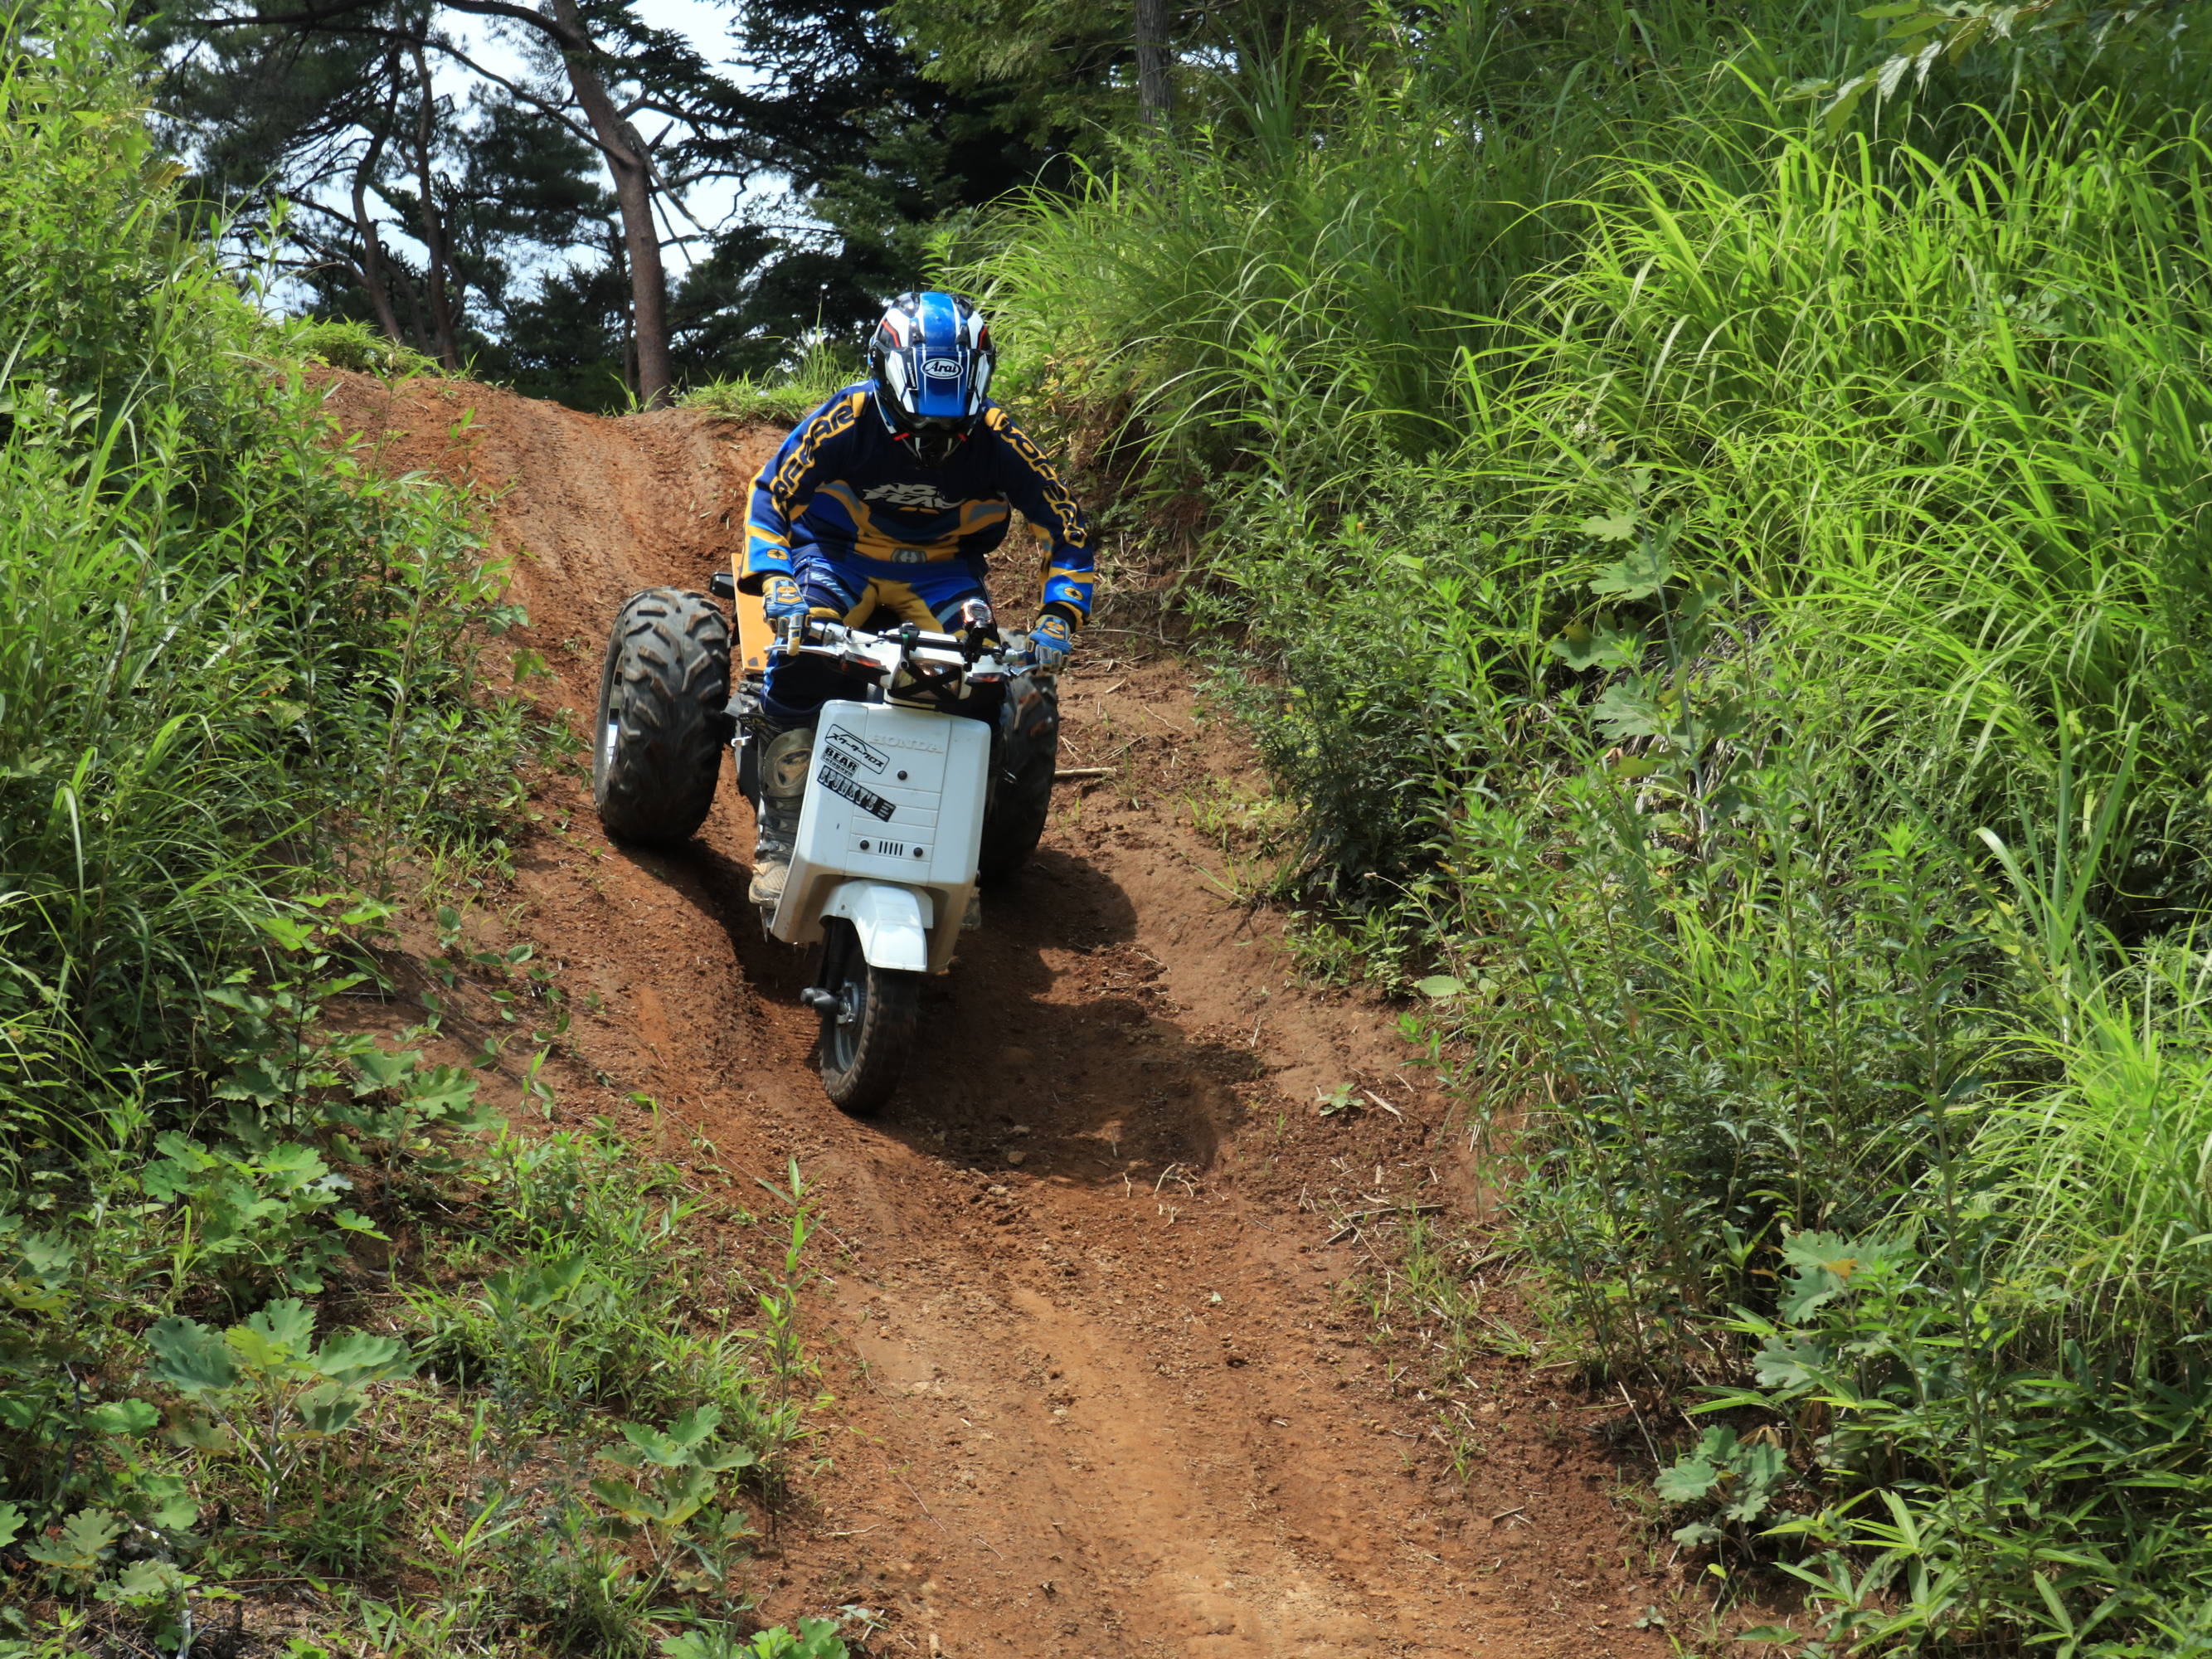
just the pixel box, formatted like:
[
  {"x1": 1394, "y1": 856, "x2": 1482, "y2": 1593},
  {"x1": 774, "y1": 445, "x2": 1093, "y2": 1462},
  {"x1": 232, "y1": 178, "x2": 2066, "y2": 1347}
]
[
  {"x1": 958, "y1": 5, "x2": 2212, "y2": 1651},
  {"x1": 0, "y1": 5, "x2": 834, "y2": 1653}
]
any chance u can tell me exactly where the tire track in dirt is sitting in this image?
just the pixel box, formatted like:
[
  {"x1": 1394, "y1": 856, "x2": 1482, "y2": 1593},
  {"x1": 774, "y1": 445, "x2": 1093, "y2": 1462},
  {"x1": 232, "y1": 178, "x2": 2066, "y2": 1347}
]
[{"x1": 320, "y1": 372, "x2": 1672, "y2": 1658}]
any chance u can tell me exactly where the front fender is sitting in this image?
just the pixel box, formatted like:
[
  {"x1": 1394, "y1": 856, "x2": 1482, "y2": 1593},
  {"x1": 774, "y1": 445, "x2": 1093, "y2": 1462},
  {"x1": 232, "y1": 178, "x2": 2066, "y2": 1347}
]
[{"x1": 821, "y1": 880, "x2": 933, "y2": 973}]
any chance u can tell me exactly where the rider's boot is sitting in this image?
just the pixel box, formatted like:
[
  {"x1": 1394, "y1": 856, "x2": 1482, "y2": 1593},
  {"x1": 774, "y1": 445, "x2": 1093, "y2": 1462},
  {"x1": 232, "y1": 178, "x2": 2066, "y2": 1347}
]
[{"x1": 748, "y1": 723, "x2": 816, "y2": 907}]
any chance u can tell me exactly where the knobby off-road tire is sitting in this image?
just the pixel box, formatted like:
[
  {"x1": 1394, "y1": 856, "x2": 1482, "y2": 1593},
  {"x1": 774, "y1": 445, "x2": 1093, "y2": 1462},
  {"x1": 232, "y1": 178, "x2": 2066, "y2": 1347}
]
[
  {"x1": 979, "y1": 688, "x2": 1060, "y2": 883},
  {"x1": 593, "y1": 587, "x2": 732, "y2": 846},
  {"x1": 816, "y1": 918, "x2": 921, "y2": 1115}
]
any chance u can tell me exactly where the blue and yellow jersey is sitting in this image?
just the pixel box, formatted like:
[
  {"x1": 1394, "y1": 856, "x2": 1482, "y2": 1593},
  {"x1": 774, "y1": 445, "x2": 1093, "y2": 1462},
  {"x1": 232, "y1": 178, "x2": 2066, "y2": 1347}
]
[{"x1": 741, "y1": 383, "x2": 1095, "y2": 625}]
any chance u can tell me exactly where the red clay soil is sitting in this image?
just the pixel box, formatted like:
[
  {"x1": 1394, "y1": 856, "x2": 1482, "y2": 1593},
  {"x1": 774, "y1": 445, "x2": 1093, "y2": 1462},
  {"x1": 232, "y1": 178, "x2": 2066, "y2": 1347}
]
[{"x1": 319, "y1": 372, "x2": 1677, "y2": 1659}]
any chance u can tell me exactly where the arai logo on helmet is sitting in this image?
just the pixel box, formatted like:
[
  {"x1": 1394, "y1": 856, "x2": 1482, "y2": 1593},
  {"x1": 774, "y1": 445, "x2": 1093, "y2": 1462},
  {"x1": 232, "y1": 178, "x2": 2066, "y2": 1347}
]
[{"x1": 921, "y1": 357, "x2": 961, "y2": 379}]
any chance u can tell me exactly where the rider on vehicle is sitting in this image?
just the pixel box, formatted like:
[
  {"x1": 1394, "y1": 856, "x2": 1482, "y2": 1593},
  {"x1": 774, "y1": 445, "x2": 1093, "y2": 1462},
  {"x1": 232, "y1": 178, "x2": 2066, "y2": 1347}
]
[{"x1": 737, "y1": 289, "x2": 1095, "y2": 906}]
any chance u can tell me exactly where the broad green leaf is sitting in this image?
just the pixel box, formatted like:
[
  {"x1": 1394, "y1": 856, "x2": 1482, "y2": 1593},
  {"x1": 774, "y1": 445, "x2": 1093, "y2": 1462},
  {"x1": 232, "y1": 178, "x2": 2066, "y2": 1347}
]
[
  {"x1": 12, "y1": 1231, "x2": 77, "y2": 1284},
  {"x1": 242, "y1": 1297, "x2": 316, "y2": 1352},
  {"x1": 489, "y1": 1256, "x2": 587, "y2": 1313},
  {"x1": 1578, "y1": 509, "x2": 1638, "y2": 542},
  {"x1": 588, "y1": 1476, "x2": 653, "y2": 1523},
  {"x1": 25, "y1": 1507, "x2": 122, "y2": 1571},
  {"x1": 168, "y1": 1409, "x2": 228, "y2": 1452},
  {"x1": 1753, "y1": 1335, "x2": 1832, "y2": 1390},
  {"x1": 215, "y1": 1055, "x2": 294, "y2": 1107},
  {"x1": 1692, "y1": 1426, "x2": 1740, "y2": 1461},
  {"x1": 665, "y1": 1404, "x2": 722, "y2": 1450},
  {"x1": 1780, "y1": 1277, "x2": 1843, "y2": 1324},
  {"x1": 147, "y1": 1317, "x2": 237, "y2": 1393},
  {"x1": 1779, "y1": 1229, "x2": 1861, "y2": 1277},
  {"x1": 401, "y1": 1065, "x2": 479, "y2": 1117},
  {"x1": 1944, "y1": 14, "x2": 1991, "y2": 57},
  {"x1": 657, "y1": 1487, "x2": 707, "y2": 1531},
  {"x1": 791, "y1": 1615, "x2": 850, "y2": 1657},
  {"x1": 1654, "y1": 1456, "x2": 1719, "y2": 1502},
  {"x1": 1587, "y1": 541, "x2": 1671, "y2": 600},
  {"x1": 1548, "y1": 621, "x2": 1642, "y2": 673},
  {"x1": 252, "y1": 912, "x2": 318, "y2": 952},
  {"x1": 1884, "y1": 12, "x2": 1947, "y2": 40},
  {"x1": 296, "y1": 1383, "x2": 365, "y2": 1434},
  {"x1": 618, "y1": 1422, "x2": 687, "y2": 1467},
  {"x1": 1592, "y1": 684, "x2": 1665, "y2": 741},
  {"x1": 690, "y1": 1444, "x2": 758, "y2": 1475},
  {"x1": 1414, "y1": 975, "x2": 1466, "y2": 1000},
  {"x1": 1823, "y1": 75, "x2": 1874, "y2": 133},
  {"x1": 0, "y1": 1501, "x2": 23, "y2": 1549},
  {"x1": 1728, "y1": 1443, "x2": 1787, "y2": 1510},
  {"x1": 352, "y1": 1047, "x2": 420, "y2": 1093},
  {"x1": 338, "y1": 895, "x2": 395, "y2": 927},
  {"x1": 140, "y1": 1156, "x2": 197, "y2": 1204},
  {"x1": 88, "y1": 1399, "x2": 160, "y2": 1437},
  {"x1": 109, "y1": 1558, "x2": 195, "y2": 1603},
  {"x1": 257, "y1": 1144, "x2": 330, "y2": 1187},
  {"x1": 314, "y1": 1330, "x2": 412, "y2": 1385}
]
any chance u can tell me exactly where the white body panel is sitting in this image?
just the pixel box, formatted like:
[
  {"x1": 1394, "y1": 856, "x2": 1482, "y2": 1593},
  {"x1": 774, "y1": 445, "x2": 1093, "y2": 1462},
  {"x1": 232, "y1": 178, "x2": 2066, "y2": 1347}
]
[{"x1": 767, "y1": 698, "x2": 987, "y2": 975}]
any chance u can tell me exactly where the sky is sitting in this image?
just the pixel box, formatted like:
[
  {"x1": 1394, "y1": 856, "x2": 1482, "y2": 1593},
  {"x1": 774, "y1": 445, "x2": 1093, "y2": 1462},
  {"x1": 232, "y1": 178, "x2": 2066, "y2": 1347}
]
[{"x1": 440, "y1": 0, "x2": 768, "y2": 277}]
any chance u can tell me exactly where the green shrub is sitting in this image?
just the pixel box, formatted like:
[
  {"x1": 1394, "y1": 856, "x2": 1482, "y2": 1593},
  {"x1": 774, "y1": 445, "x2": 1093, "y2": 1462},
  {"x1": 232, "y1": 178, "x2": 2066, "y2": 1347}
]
[
  {"x1": 277, "y1": 316, "x2": 445, "y2": 378},
  {"x1": 0, "y1": 0, "x2": 534, "y2": 1165},
  {"x1": 680, "y1": 338, "x2": 861, "y2": 426}
]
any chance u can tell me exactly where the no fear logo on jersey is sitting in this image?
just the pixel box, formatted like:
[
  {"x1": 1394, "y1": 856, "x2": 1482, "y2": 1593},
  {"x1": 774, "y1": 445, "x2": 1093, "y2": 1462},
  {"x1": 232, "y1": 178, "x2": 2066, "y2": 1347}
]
[{"x1": 863, "y1": 482, "x2": 963, "y2": 511}]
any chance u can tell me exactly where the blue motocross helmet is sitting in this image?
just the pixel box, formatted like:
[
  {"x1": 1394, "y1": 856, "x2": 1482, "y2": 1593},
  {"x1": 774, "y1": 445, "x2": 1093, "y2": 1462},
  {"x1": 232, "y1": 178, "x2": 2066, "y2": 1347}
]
[{"x1": 868, "y1": 290, "x2": 996, "y2": 466}]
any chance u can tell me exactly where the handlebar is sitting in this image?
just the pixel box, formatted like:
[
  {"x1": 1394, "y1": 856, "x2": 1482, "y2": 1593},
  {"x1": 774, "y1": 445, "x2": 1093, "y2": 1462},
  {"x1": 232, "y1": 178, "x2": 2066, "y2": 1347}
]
[{"x1": 774, "y1": 615, "x2": 1053, "y2": 698}]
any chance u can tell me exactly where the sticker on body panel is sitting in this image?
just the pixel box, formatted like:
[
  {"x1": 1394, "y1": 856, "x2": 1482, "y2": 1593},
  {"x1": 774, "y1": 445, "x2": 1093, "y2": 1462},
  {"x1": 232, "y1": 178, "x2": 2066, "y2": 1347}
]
[
  {"x1": 819, "y1": 764, "x2": 897, "y2": 822},
  {"x1": 824, "y1": 726, "x2": 888, "y2": 775}
]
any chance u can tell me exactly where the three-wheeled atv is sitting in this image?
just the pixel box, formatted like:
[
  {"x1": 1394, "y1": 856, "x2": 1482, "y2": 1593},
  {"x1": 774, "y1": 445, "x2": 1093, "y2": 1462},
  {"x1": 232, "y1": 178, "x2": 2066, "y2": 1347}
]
[{"x1": 590, "y1": 578, "x2": 1060, "y2": 1112}]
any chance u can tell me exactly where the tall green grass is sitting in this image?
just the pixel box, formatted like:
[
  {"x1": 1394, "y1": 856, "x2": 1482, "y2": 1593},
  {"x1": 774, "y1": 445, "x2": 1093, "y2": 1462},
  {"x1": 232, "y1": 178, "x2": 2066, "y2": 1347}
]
[
  {"x1": 0, "y1": 0, "x2": 527, "y2": 1155},
  {"x1": 963, "y1": 10, "x2": 2212, "y2": 1647}
]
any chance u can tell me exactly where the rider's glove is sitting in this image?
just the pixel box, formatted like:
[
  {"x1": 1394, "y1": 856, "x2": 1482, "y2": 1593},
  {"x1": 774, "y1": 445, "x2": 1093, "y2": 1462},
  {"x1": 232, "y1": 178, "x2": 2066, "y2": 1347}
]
[
  {"x1": 1028, "y1": 612, "x2": 1074, "y2": 674},
  {"x1": 762, "y1": 574, "x2": 809, "y2": 624}
]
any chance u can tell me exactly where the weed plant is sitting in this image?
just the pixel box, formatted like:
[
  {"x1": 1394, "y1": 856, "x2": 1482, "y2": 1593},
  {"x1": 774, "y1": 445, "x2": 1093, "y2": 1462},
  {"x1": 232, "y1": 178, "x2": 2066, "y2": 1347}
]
[{"x1": 962, "y1": 4, "x2": 2212, "y2": 1649}]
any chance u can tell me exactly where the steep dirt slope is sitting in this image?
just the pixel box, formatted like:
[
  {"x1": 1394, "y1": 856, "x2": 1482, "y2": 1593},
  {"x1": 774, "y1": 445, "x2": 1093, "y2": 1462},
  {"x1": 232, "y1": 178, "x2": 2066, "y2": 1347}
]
[{"x1": 322, "y1": 372, "x2": 1672, "y2": 1659}]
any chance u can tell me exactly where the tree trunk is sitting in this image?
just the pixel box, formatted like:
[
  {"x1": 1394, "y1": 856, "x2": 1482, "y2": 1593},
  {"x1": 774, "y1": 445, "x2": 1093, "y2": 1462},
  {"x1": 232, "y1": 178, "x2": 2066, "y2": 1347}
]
[
  {"x1": 610, "y1": 220, "x2": 636, "y2": 401},
  {"x1": 1135, "y1": 0, "x2": 1172, "y2": 124},
  {"x1": 552, "y1": 0, "x2": 672, "y2": 407},
  {"x1": 350, "y1": 55, "x2": 406, "y2": 343},
  {"x1": 406, "y1": 41, "x2": 459, "y2": 370}
]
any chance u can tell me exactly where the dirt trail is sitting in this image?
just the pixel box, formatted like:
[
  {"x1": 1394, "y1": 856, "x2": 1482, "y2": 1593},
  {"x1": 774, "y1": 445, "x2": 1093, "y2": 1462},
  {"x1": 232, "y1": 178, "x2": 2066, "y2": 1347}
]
[{"x1": 322, "y1": 374, "x2": 1672, "y2": 1658}]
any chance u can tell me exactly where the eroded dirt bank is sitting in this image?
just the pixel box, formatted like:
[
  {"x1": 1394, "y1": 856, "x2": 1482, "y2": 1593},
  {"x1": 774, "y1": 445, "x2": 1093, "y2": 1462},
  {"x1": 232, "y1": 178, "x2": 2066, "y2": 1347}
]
[{"x1": 322, "y1": 372, "x2": 1671, "y2": 1658}]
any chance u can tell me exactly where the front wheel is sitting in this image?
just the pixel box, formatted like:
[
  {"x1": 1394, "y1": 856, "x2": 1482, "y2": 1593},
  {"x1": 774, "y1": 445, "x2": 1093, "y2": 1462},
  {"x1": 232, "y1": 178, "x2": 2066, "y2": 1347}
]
[
  {"x1": 593, "y1": 587, "x2": 731, "y2": 846},
  {"x1": 815, "y1": 919, "x2": 921, "y2": 1115}
]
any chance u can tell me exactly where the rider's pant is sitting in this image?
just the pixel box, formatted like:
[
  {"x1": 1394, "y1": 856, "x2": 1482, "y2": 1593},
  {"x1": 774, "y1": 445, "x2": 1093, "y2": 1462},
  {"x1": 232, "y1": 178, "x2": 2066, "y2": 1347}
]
[{"x1": 761, "y1": 550, "x2": 997, "y2": 726}]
